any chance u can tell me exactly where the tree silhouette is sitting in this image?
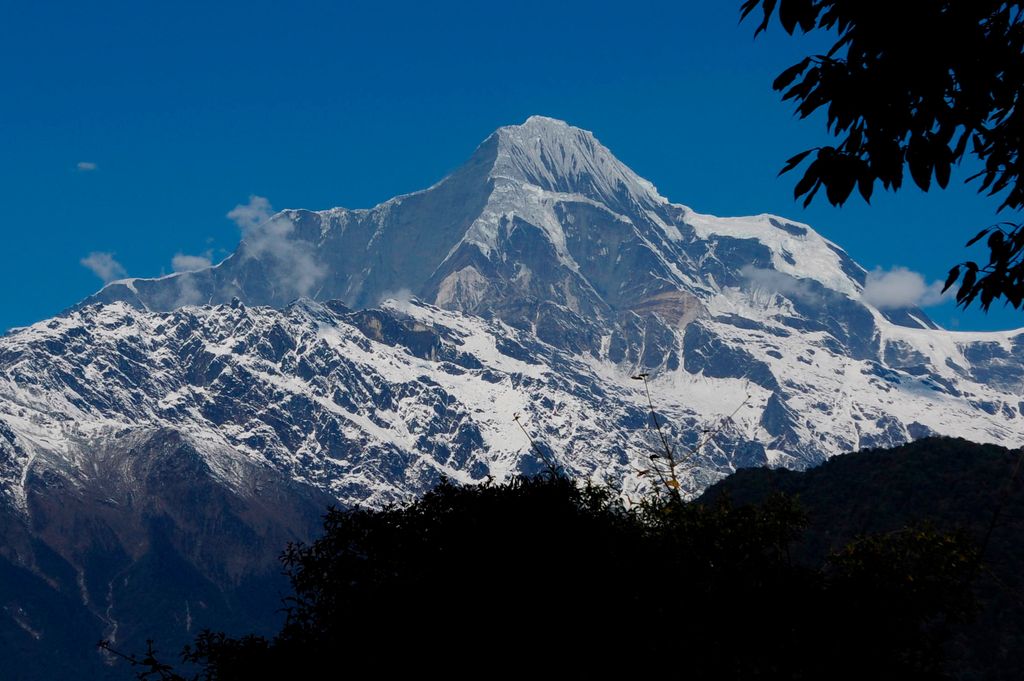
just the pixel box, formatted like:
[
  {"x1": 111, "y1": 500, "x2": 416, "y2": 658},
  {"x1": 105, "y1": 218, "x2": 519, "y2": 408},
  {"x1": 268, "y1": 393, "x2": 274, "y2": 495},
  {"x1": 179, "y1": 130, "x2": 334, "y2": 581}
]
[
  {"x1": 741, "y1": 1, "x2": 1024, "y2": 310},
  {"x1": 164, "y1": 474, "x2": 975, "y2": 680}
]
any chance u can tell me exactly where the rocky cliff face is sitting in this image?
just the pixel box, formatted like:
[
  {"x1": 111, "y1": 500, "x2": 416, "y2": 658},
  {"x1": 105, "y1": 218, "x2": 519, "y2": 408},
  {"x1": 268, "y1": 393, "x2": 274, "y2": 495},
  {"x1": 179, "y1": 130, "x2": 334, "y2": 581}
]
[{"x1": 5, "y1": 116, "x2": 1024, "y2": 676}]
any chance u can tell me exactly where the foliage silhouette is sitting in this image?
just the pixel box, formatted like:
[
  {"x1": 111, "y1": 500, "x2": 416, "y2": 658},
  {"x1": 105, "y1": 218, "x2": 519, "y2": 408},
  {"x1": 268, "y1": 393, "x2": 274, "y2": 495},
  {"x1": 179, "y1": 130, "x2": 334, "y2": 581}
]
[
  {"x1": 741, "y1": 1, "x2": 1024, "y2": 311},
  {"x1": 122, "y1": 471, "x2": 981, "y2": 680},
  {"x1": 706, "y1": 436, "x2": 1024, "y2": 680}
]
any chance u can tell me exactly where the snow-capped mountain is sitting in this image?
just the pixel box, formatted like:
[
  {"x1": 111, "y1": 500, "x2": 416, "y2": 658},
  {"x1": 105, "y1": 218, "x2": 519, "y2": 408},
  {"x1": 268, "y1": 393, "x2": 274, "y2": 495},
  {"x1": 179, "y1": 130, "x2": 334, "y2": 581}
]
[
  {"x1": 3, "y1": 116, "x2": 1024, "y2": 673},
  {"x1": 74, "y1": 115, "x2": 1024, "y2": 473}
]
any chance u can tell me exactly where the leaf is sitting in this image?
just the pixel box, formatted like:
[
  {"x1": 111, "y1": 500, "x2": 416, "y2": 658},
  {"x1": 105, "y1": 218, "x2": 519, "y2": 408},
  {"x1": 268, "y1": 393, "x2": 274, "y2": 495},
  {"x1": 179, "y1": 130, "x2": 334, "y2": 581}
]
[
  {"x1": 739, "y1": 0, "x2": 760, "y2": 19},
  {"x1": 906, "y1": 140, "x2": 932, "y2": 192},
  {"x1": 965, "y1": 228, "x2": 991, "y2": 247},
  {"x1": 987, "y1": 230, "x2": 1006, "y2": 253},
  {"x1": 772, "y1": 57, "x2": 811, "y2": 91},
  {"x1": 778, "y1": 0, "x2": 813, "y2": 34},
  {"x1": 778, "y1": 148, "x2": 814, "y2": 176},
  {"x1": 742, "y1": 0, "x2": 778, "y2": 36},
  {"x1": 1007, "y1": 286, "x2": 1023, "y2": 309},
  {"x1": 825, "y1": 174, "x2": 856, "y2": 206},
  {"x1": 793, "y1": 159, "x2": 820, "y2": 198},
  {"x1": 797, "y1": 4, "x2": 817, "y2": 31},
  {"x1": 981, "y1": 284, "x2": 995, "y2": 310},
  {"x1": 801, "y1": 181, "x2": 822, "y2": 207},
  {"x1": 857, "y1": 172, "x2": 874, "y2": 203},
  {"x1": 935, "y1": 156, "x2": 951, "y2": 189},
  {"x1": 824, "y1": 156, "x2": 857, "y2": 206},
  {"x1": 952, "y1": 131, "x2": 970, "y2": 160},
  {"x1": 666, "y1": 480, "x2": 680, "y2": 489},
  {"x1": 942, "y1": 265, "x2": 961, "y2": 293},
  {"x1": 783, "y1": 65, "x2": 819, "y2": 103},
  {"x1": 958, "y1": 266, "x2": 978, "y2": 302}
]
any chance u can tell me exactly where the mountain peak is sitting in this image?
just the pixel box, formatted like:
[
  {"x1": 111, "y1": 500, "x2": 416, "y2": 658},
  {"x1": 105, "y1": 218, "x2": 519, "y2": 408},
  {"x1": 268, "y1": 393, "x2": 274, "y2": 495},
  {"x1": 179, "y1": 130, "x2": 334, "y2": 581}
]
[
  {"x1": 487, "y1": 116, "x2": 664, "y2": 207},
  {"x1": 519, "y1": 114, "x2": 576, "y2": 129}
]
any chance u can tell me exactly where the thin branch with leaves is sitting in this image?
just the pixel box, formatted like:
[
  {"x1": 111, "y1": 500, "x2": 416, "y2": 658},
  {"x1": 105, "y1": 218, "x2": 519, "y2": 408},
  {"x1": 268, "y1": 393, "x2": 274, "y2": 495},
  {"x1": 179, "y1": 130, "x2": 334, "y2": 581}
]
[
  {"x1": 96, "y1": 640, "x2": 187, "y2": 681},
  {"x1": 630, "y1": 372, "x2": 752, "y2": 500}
]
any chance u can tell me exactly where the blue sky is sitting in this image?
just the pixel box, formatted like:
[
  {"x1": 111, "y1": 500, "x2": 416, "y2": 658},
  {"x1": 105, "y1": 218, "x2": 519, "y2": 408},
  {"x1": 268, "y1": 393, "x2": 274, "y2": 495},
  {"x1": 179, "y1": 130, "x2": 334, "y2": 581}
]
[{"x1": 2, "y1": 1, "x2": 1018, "y2": 332}]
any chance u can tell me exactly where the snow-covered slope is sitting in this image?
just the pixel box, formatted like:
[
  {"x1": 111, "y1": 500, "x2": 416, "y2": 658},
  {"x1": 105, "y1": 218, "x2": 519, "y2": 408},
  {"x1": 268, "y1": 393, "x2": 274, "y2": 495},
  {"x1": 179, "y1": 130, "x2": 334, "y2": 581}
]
[
  {"x1": 4, "y1": 293, "x2": 1023, "y2": 510},
  {"x1": 0, "y1": 299, "x2": 726, "y2": 508}
]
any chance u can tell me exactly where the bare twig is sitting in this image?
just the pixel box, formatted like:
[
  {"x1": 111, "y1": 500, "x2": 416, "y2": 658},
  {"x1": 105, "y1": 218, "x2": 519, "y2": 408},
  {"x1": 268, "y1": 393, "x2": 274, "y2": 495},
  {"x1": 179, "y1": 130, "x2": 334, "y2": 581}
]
[
  {"x1": 513, "y1": 411, "x2": 561, "y2": 476},
  {"x1": 630, "y1": 374, "x2": 753, "y2": 500},
  {"x1": 96, "y1": 640, "x2": 186, "y2": 681},
  {"x1": 632, "y1": 373, "x2": 682, "y2": 498}
]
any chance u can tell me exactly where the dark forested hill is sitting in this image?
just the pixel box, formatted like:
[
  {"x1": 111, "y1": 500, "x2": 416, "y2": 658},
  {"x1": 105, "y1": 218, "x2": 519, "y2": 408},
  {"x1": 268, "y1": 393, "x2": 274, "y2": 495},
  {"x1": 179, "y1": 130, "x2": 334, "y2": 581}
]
[{"x1": 701, "y1": 436, "x2": 1024, "y2": 680}]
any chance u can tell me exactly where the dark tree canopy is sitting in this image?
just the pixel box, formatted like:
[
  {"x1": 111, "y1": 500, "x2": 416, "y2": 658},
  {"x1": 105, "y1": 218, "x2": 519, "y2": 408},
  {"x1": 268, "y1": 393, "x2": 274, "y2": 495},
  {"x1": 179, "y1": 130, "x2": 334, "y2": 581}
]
[
  {"x1": 741, "y1": 1, "x2": 1024, "y2": 310},
  {"x1": 164, "y1": 475, "x2": 975, "y2": 681}
]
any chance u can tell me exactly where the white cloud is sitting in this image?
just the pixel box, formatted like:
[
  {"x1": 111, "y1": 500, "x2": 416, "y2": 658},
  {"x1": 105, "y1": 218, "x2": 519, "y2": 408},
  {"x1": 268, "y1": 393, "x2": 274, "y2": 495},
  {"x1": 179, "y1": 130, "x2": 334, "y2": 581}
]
[
  {"x1": 76, "y1": 161, "x2": 97, "y2": 171},
  {"x1": 862, "y1": 266, "x2": 952, "y2": 310},
  {"x1": 169, "y1": 252, "x2": 213, "y2": 307},
  {"x1": 377, "y1": 287, "x2": 415, "y2": 312},
  {"x1": 227, "y1": 195, "x2": 324, "y2": 299},
  {"x1": 741, "y1": 266, "x2": 821, "y2": 304},
  {"x1": 171, "y1": 253, "x2": 212, "y2": 272},
  {"x1": 227, "y1": 195, "x2": 274, "y2": 233},
  {"x1": 80, "y1": 251, "x2": 126, "y2": 283},
  {"x1": 173, "y1": 273, "x2": 204, "y2": 307}
]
